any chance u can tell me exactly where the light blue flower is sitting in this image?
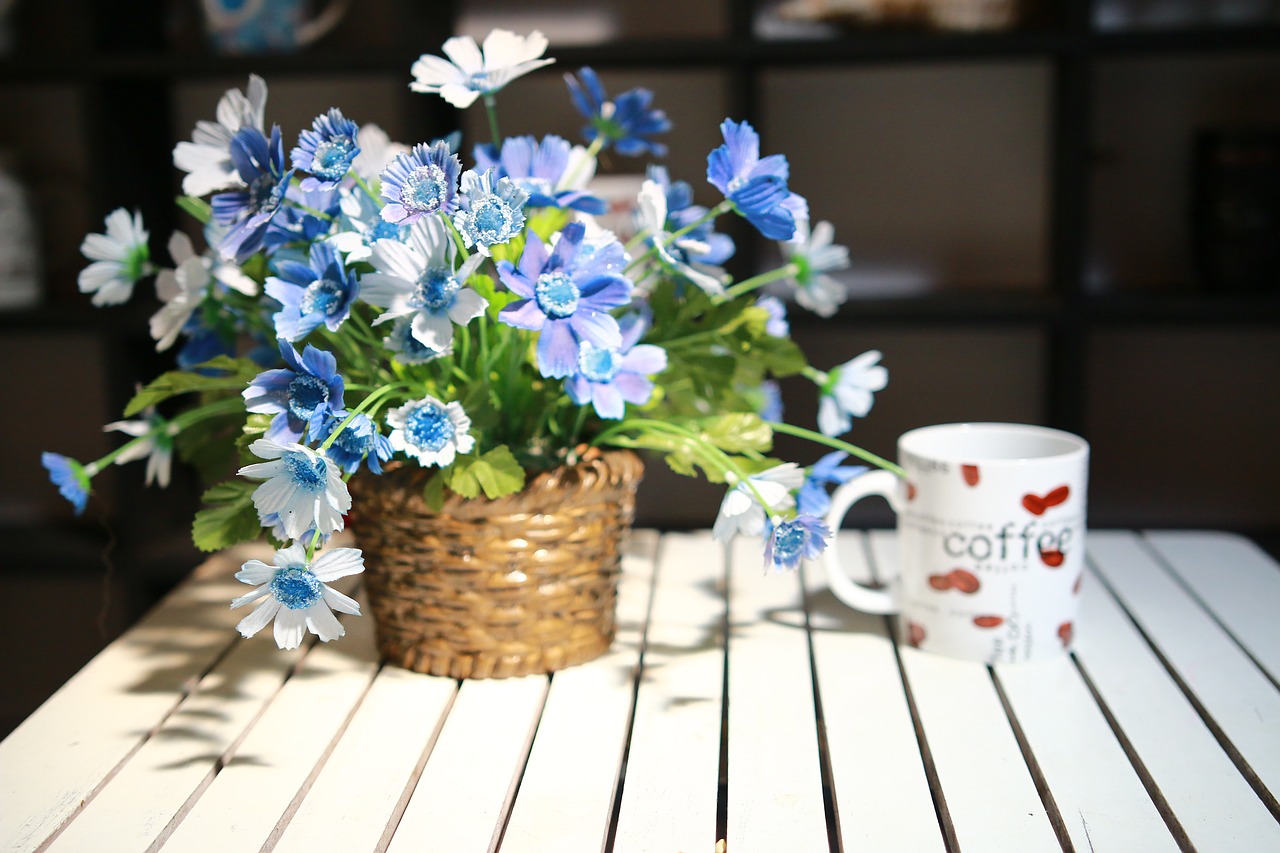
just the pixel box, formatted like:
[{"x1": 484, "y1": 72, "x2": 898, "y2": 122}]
[
  {"x1": 765, "y1": 515, "x2": 830, "y2": 573},
  {"x1": 361, "y1": 216, "x2": 487, "y2": 351},
  {"x1": 291, "y1": 108, "x2": 361, "y2": 191},
  {"x1": 712, "y1": 463, "x2": 804, "y2": 543},
  {"x1": 409, "y1": 29, "x2": 554, "y2": 109},
  {"x1": 41, "y1": 453, "x2": 94, "y2": 515},
  {"x1": 474, "y1": 135, "x2": 605, "y2": 214},
  {"x1": 565, "y1": 66, "x2": 671, "y2": 157},
  {"x1": 497, "y1": 221, "x2": 633, "y2": 378},
  {"x1": 243, "y1": 341, "x2": 346, "y2": 443},
  {"x1": 707, "y1": 119, "x2": 807, "y2": 241},
  {"x1": 316, "y1": 412, "x2": 394, "y2": 475},
  {"x1": 264, "y1": 183, "x2": 341, "y2": 257},
  {"x1": 797, "y1": 451, "x2": 867, "y2": 517},
  {"x1": 565, "y1": 313, "x2": 667, "y2": 419},
  {"x1": 452, "y1": 168, "x2": 529, "y2": 257},
  {"x1": 649, "y1": 165, "x2": 734, "y2": 266},
  {"x1": 386, "y1": 395, "x2": 476, "y2": 468},
  {"x1": 758, "y1": 379, "x2": 784, "y2": 422},
  {"x1": 379, "y1": 140, "x2": 462, "y2": 225},
  {"x1": 231, "y1": 543, "x2": 364, "y2": 649},
  {"x1": 211, "y1": 125, "x2": 294, "y2": 262},
  {"x1": 817, "y1": 350, "x2": 888, "y2": 438},
  {"x1": 238, "y1": 439, "x2": 352, "y2": 540},
  {"x1": 782, "y1": 220, "x2": 850, "y2": 318},
  {"x1": 382, "y1": 316, "x2": 452, "y2": 364},
  {"x1": 78, "y1": 208, "x2": 150, "y2": 307},
  {"x1": 637, "y1": 176, "x2": 727, "y2": 297},
  {"x1": 265, "y1": 240, "x2": 360, "y2": 341},
  {"x1": 329, "y1": 185, "x2": 408, "y2": 262},
  {"x1": 757, "y1": 295, "x2": 789, "y2": 338}
]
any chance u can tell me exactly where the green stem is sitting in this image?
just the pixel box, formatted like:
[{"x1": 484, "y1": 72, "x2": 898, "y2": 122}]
[
  {"x1": 624, "y1": 200, "x2": 733, "y2": 274},
  {"x1": 722, "y1": 262, "x2": 800, "y2": 302},
  {"x1": 353, "y1": 173, "x2": 381, "y2": 205},
  {"x1": 287, "y1": 199, "x2": 335, "y2": 221},
  {"x1": 92, "y1": 396, "x2": 245, "y2": 474},
  {"x1": 559, "y1": 135, "x2": 604, "y2": 191},
  {"x1": 483, "y1": 94, "x2": 502, "y2": 150},
  {"x1": 766, "y1": 421, "x2": 906, "y2": 479},
  {"x1": 320, "y1": 382, "x2": 410, "y2": 452}
]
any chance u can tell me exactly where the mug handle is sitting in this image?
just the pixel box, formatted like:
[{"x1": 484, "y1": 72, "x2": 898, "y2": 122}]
[
  {"x1": 822, "y1": 469, "x2": 904, "y2": 615},
  {"x1": 294, "y1": 0, "x2": 350, "y2": 46}
]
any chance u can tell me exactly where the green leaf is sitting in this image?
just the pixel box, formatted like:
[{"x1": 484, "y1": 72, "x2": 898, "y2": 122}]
[
  {"x1": 699, "y1": 413, "x2": 774, "y2": 454},
  {"x1": 176, "y1": 195, "x2": 212, "y2": 224},
  {"x1": 422, "y1": 472, "x2": 445, "y2": 512},
  {"x1": 125, "y1": 357, "x2": 259, "y2": 417},
  {"x1": 468, "y1": 273, "x2": 518, "y2": 316},
  {"x1": 192, "y1": 480, "x2": 261, "y2": 552},
  {"x1": 445, "y1": 446, "x2": 527, "y2": 500}
]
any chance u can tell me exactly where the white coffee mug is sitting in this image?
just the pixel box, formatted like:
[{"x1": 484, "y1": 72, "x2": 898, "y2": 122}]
[{"x1": 823, "y1": 423, "x2": 1089, "y2": 664}]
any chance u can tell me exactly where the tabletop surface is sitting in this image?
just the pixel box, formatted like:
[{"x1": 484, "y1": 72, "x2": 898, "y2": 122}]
[{"x1": 2, "y1": 529, "x2": 1279, "y2": 852}]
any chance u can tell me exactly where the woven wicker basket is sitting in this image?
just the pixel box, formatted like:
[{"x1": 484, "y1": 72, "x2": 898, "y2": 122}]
[{"x1": 348, "y1": 448, "x2": 644, "y2": 679}]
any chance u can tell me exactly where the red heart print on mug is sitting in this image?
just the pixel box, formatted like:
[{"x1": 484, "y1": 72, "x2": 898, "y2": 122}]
[{"x1": 1022, "y1": 484, "x2": 1070, "y2": 516}]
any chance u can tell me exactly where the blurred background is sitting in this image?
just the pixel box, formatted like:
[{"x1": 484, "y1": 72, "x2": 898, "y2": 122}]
[{"x1": 1, "y1": 0, "x2": 1278, "y2": 734}]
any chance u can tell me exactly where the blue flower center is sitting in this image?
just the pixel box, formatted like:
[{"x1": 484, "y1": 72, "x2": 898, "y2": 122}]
[
  {"x1": 270, "y1": 566, "x2": 324, "y2": 609},
  {"x1": 287, "y1": 374, "x2": 330, "y2": 421},
  {"x1": 300, "y1": 276, "x2": 346, "y2": 317},
  {"x1": 577, "y1": 342, "x2": 620, "y2": 382},
  {"x1": 467, "y1": 70, "x2": 494, "y2": 92},
  {"x1": 392, "y1": 325, "x2": 445, "y2": 362},
  {"x1": 726, "y1": 175, "x2": 748, "y2": 195},
  {"x1": 534, "y1": 271, "x2": 580, "y2": 319},
  {"x1": 773, "y1": 522, "x2": 807, "y2": 565},
  {"x1": 468, "y1": 196, "x2": 516, "y2": 242},
  {"x1": 283, "y1": 450, "x2": 328, "y2": 493},
  {"x1": 311, "y1": 135, "x2": 355, "y2": 181},
  {"x1": 401, "y1": 164, "x2": 449, "y2": 214},
  {"x1": 404, "y1": 403, "x2": 455, "y2": 452},
  {"x1": 333, "y1": 420, "x2": 373, "y2": 456},
  {"x1": 250, "y1": 174, "x2": 285, "y2": 214},
  {"x1": 368, "y1": 219, "x2": 403, "y2": 243},
  {"x1": 410, "y1": 268, "x2": 459, "y2": 312}
]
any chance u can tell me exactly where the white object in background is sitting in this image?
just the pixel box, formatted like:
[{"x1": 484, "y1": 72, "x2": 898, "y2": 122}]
[{"x1": 0, "y1": 160, "x2": 40, "y2": 310}]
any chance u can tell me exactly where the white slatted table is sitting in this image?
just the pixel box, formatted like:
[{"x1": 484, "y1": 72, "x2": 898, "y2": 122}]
[{"x1": 4, "y1": 529, "x2": 1279, "y2": 852}]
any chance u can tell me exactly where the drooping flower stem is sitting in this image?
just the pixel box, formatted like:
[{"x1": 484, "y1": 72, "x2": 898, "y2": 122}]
[
  {"x1": 89, "y1": 396, "x2": 246, "y2": 479},
  {"x1": 483, "y1": 94, "x2": 502, "y2": 151},
  {"x1": 722, "y1": 263, "x2": 800, "y2": 302},
  {"x1": 352, "y1": 173, "x2": 381, "y2": 205},
  {"x1": 766, "y1": 421, "x2": 906, "y2": 479}
]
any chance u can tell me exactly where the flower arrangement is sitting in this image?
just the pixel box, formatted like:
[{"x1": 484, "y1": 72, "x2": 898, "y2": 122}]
[{"x1": 43, "y1": 29, "x2": 900, "y2": 651}]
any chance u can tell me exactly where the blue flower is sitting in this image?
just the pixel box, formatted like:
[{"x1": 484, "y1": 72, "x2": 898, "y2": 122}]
[
  {"x1": 565, "y1": 313, "x2": 667, "y2": 419},
  {"x1": 264, "y1": 183, "x2": 341, "y2": 256},
  {"x1": 238, "y1": 439, "x2": 351, "y2": 540},
  {"x1": 497, "y1": 221, "x2": 633, "y2": 378},
  {"x1": 382, "y1": 317, "x2": 453, "y2": 364},
  {"x1": 707, "y1": 119, "x2": 808, "y2": 241},
  {"x1": 231, "y1": 543, "x2": 364, "y2": 649},
  {"x1": 758, "y1": 379, "x2": 784, "y2": 422},
  {"x1": 474, "y1": 135, "x2": 605, "y2": 214},
  {"x1": 176, "y1": 319, "x2": 235, "y2": 372},
  {"x1": 452, "y1": 168, "x2": 529, "y2": 257},
  {"x1": 636, "y1": 172, "x2": 729, "y2": 296},
  {"x1": 243, "y1": 340, "x2": 346, "y2": 443},
  {"x1": 386, "y1": 396, "x2": 476, "y2": 468},
  {"x1": 757, "y1": 295, "x2": 789, "y2": 338},
  {"x1": 765, "y1": 516, "x2": 830, "y2": 573},
  {"x1": 291, "y1": 108, "x2": 361, "y2": 192},
  {"x1": 42, "y1": 453, "x2": 93, "y2": 515},
  {"x1": 379, "y1": 141, "x2": 462, "y2": 225},
  {"x1": 797, "y1": 451, "x2": 868, "y2": 516},
  {"x1": 265, "y1": 240, "x2": 360, "y2": 341},
  {"x1": 817, "y1": 350, "x2": 888, "y2": 438},
  {"x1": 211, "y1": 126, "x2": 294, "y2": 262},
  {"x1": 565, "y1": 67, "x2": 671, "y2": 157},
  {"x1": 316, "y1": 412, "x2": 394, "y2": 475},
  {"x1": 650, "y1": 165, "x2": 734, "y2": 266},
  {"x1": 329, "y1": 186, "x2": 408, "y2": 262}
]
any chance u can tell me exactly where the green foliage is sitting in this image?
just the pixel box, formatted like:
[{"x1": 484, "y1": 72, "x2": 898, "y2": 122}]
[
  {"x1": 176, "y1": 195, "x2": 212, "y2": 224},
  {"x1": 443, "y1": 445, "x2": 526, "y2": 499},
  {"x1": 125, "y1": 357, "x2": 259, "y2": 417},
  {"x1": 192, "y1": 480, "x2": 261, "y2": 553}
]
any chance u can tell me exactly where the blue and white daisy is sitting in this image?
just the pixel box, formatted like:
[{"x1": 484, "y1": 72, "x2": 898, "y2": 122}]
[
  {"x1": 409, "y1": 29, "x2": 554, "y2": 109},
  {"x1": 496, "y1": 221, "x2": 633, "y2": 378},
  {"x1": 797, "y1": 451, "x2": 867, "y2": 517},
  {"x1": 211, "y1": 126, "x2": 294, "y2": 262},
  {"x1": 474, "y1": 135, "x2": 604, "y2": 214},
  {"x1": 41, "y1": 453, "x2": 95, "y2": 515},
  {"x1": 707, "y1": 118, "x2": 808, "y2": 241},
  {"x1": 329, "y1": 186, "x2": 408, "y2": 263},
  {"x1": 565, "y1": 314, "x2": 667, "y2": 420},
  {"x1": 452, "y1": 168, "x2": 529, "y2": 257},
  {"x1": 315, "y1": 411, "x2": 394, "y2": 476},
  {"x1": 382, "y1": 316, "x2": 453, "y2": 364},
  {"x1": 360, "y1": 215, "x2": 486, "y2": 350},
  {"x1": 263, "y1": 183, "x2": 341, "y2": 257},
  {"x1": 231, "y1": 543, "x2": 364, "y2": 649},
  {"x1": 817, "y1": 350, "x2": 888, "y2": 438},
  {"x1": 264, "y1": 240, "x2": 360, "y2": 341},
  {"x1": 782, "y1": 220, "x2": 850, "y2": 318},
  {"x1": 379, "y1": 140, "x2": 462, "y2": 226},
  {"x1": 243, "y1": 340, "x2": 346, "y2": 443},
  {"x1": 78, "y1": 208, "x2": 150, "y2": 307},
  {"x1": 636, "y1": 175, "x2": 728, "y2": 297},
  {"x1": 238, "y1": 439, "x2": 351, "y2": 540},
  {"x1": 291, "y1": 108, "x2": 361, "y2": 192},
  {"x1": 103, "y1": 411, "x2": 175, "y2": 488},
  {"x1": 385, "y1": 395, "x2": 476, "y2": 468},
  {"x1": 173, "y1": 74, "x2": 268, "y2": 197},
  {"x1": 712, "y1": 462, "x2": 805, "y2": 544},
  {"x1": 565, "y1": 66, "x2": 671, "y2": 157},
  {"x1": 765, "y1": 515, "x2": 830, "y2": 573}
]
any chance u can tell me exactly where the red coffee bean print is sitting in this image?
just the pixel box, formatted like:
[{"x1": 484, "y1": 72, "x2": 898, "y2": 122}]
[
  {"x1": 1022, "y1": 494, "x2": 1046, "y2": 515},
  {"x1": 906, "y1": 622, "x2": 926, "y2": 647},
  {"x1": 1040, "y1": 548, "x2": 1065, "y2": 568},
  {"x1": 1058, "y1": 621, "x2": 1074, "y2": 646},
  {"x1": 1043, "y1": 485, "x2": 1070, "y2": 507},
  {"x1": 906, "y1": 481, "x2": 918, "y2": 502},
  {"x1": 961, "y1": 464, "x2": 980, "y2": 486},
  {"x1": 947, "y1": 568, "x2": 980, "y2": 594},
  {"x1": 927, "y1": 574, "x2": 953, "y2": 591},
  {"x1": 973, "y1": 615, "x2": 1004, "y2": 629},
  {"x1": 1073, "y1": 573, "x2": 1084, "y2": 595}
]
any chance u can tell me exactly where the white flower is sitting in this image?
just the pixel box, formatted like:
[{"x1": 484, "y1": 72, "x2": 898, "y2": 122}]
[
  {"x1": 173, "y1": 74, "x2": 268, "y2": 196},
  {"x1": 409, "y1": 29, "x2": 554, "y2": 109},
  {"x1": 637, "y1": 179, "x2": 727, "y2": 297},
  {"x1": 78, "y1": 208, "x2": 149, "y2": 307},
  {"x1": 103, "y1": 412, "x2": 174, "y2": 488},
  {"x1": 238, "y1": 440, "x2": 351, "y2": 540},
  {"x1": 386, "y1": 395, "x2": 475, "y2": 468},
  {"x1": 818, "y1": 350, "x2": 888, "y2": 438},
  {"x1": 150, "y1": 228, "x2": 258, "y2": 351},
  {"x1": 712, "y1": 463, "x2": 806, "y2": 543},
  {"x1": 351, "y1": 123, "x2": 410, "y2": 183},
  {"x1": 782, "y1": 220, "x2": 849, "y2": 318},
  {"x1": 360, "y1": 216, "x2": 486, "y2": 350},
  {"x1": 231, "y1": 544, "x2": 364, "y2": 649}
]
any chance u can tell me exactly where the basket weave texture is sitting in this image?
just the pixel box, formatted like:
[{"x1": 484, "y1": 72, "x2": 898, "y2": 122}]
[{"x1": 349, "y1": 449, "x2": 644, "y2": 679}]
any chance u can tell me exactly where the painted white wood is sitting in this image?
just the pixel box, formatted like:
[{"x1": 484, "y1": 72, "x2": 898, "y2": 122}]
[
  {"x1": 500, "y1": 532, "x2": 659, "y2": 853},
  {"x1": 0, "y1": 546, "x2": 263, "y2": 853},
  {"x1": 1074, "y1": 542, "x2": 1280, "y2": 850},
  {"x1": 806, "y1": 531, "x2": 946, "y2": 851},
  {"x1": 1088, "y1": 531, "x2": 1280, "y2": 797},
  {"x1": 994, "y1": 656, "x2": 1178, "y2": 851},
  {"x1": 270, "y1": 666, "x2": 457, "y2": 853},
  {"x1": 868, "y1": 531, "x2": 1061, "y2": 852},
  {"x1": 386, "y1": 676, "x2": 548, "y2": 853},
  {"x1": 1143, "y1": 530, "x2": 1280, "y2": 684},
  {"x1": 156, "y1": 609, "x2": 380, "y2": 852},
  {"x1": 612, "y1": 531, "x2": 728, "y2": 853},
  {"x1": 725, "y1": 535, "x2": 830, "y2": 853}
]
